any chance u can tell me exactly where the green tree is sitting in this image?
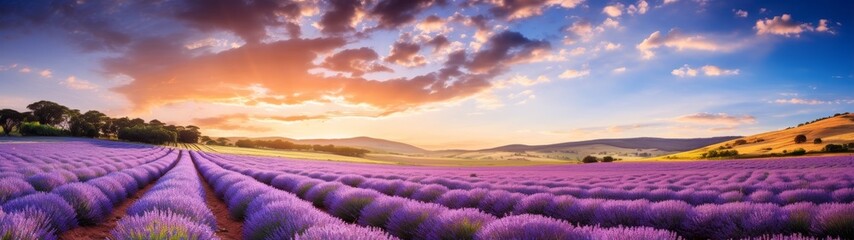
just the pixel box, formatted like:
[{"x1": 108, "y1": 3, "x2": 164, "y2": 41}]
[
  {"x1": 216, "y1": 137, "x2": 229, "y2": 145},
  {"x1": 0, "y1": 109, "x2": 24, "y2": 135},
  {"x1": 794, "y1": 134, "x2": 807, "y2": 144},
  {"x1": 601, "y1": 156, "x2": 614, "y2": 162},
  {"x1": 26, "y1": 100, "x2": 70, "y2": 126},
  {"x1": 581, "y1": 155, "x2": 598, "y2": 163}
]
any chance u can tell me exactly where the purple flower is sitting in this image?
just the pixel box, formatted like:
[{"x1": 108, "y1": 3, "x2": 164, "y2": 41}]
[
  {"x1": 778, "y1": 189, "x2": 832, "y2": 204},
  {"x1": 109, "y1": 210, "x2": 217, "y2": 240},
  {"x1": 592, "y1": 200, "x2": 651, "y2": 227},
  {"x1": 358, "y1": 196, "x2": 409, "y2": 228},
  {"x1": 126, "y1": 192, "x2": 217, "y2": 229},
  {"x1": 393, "y1": 182, "x2": 421, "y2": 198},
  {"x1": 304, "y1": 182, "x2": 346, "y2": 208},
  {"x1": 478, "y1": 190, "x2": 525, "y2": 216},
  {"x1": 2, "y1": 192, "x2": 78, "y2": 232},
  {"x1": 411, "y1": 184, "x2": 449, "y2": 203},
  {"x1": 325, "y1": 189, "x2": 381, "y2": 222},
  {"x1": 416, "y1": 208, "x2": 496, "y2": 240},
  {"x1": 294, "y1": 179, "x2": 324, "y2": 198},
  {"x1": 295, "y1": 224, "x2": 396, "y2": 240},
  {"x1": 475, "y1": 214, "x2": 588, "y2": 240},
  {"x1": 87, "y1": 177, "x2": 128, "y2": 205},
  {"x1": 0, "y1": 178, "x2": 36, "y2": 204},
  {"x1": 781, "y1": 202, "x2": 816, "y2": 234},
  {"x1": 513, "y1": 193, "x2": 555, "y2": 215},
  {"x1": 226, "y1": 184, "x2": 276, "y2": 220},
  {"x1": 645, "y1": 200, "x2": 693, "y2": 235},
  {"x1": 25, "y1": 173, "x2": 68, "y2": 192},
  {"x1": 748, "y1": 190, "x2": 777, "y2": 203},
  {"x1": 244, "y1": 191, "x2": 303, "y2": 218},
  {"x1": 386, "y1": 202, "x2": 447, "y2": 239},
  {"x1": 243, "y1": 201, "x2": 342, "y2": 240},
  {"x1": 337, "y1": 175, "x2": 367, "y2": 187},
  {"x1": 361, "y1": 179, "x2": 405, "y2": 195},
  {"x1": 810, "y1": 203, "x2": 853, "y2": 239},
  {"x1": 51, "y1": 183, "x2": 112, "y2": 225},
  {"x1": 831, "y1": 188, "x2": 854, "y2": 203},
  {"x1": 0, "y1": 207, "x2": 57, "y2": 240},
  {"x1": 584, "y1": 226, "x2": 679, "y2": 240}
]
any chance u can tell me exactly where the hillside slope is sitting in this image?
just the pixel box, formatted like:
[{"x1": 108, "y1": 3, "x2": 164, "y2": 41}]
[
  {"x1": 225, "y1": 136, "x2": 428, "y2": 154},
  {"x1": 666, "y1": 113, "x2": 854, "y2": 159},
  {"x1": 481, "y1": 137, "x2": 740, "y2": 152}
]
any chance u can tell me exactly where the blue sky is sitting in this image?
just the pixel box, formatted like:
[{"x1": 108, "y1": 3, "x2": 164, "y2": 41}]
[{"x1": 0, "y1": 0, "x2": 852, "y2": 149}]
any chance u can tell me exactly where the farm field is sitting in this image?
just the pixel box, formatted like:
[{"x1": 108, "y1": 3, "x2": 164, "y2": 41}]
[{"x1": 1, "y1": 138, "x2": 852, "y2": 239}]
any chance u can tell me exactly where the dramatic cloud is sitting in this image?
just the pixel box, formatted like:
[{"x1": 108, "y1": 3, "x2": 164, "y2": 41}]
[
  {"x1": 321, "y1": 47, "x2": 392, "y2": 76},
  {"x1": 416, "y1": 15, "x2": 448, "y2": 33},
  {"x1": 62, "y1": 76, "x2": 98, "y2": 90},
  {"x1": 317, "y1": 0, "x2": 364, "y2": 34},
  {"x1": 676, "y1": 113, "x2": 756, "y2": 125},
  {"x1": 466, "y1": 31, "x2": 551, "y2": 74},
  {"x1": 192, "y1": 113, "x2": 272, "y2": 132},
  {"x1": 384, "y1": 41, "x2": 427, "y2": 67},
  {"x1": 479, "y1": 0, "x2": 584, "y2": 20},
  {"x1": 755, "y1": 14, "x2": 815, "y2": 37},
  {"x1": 637, "y1": 29, "x2": 728, "y2": 59},
  {"x1": 671, "y1": 64, "x2": 739, "y2": 77},
  {"x1": 177, "y1": 0, "x2": 305, "y2": 42},
  {"x1": 558, "y1": 69, "x2": 590, "y2": 79},
  {"x1": 370, "y1": 0, "x2": 444, "y2": 29},
  {"x1": 426, "y1": 35, "x2": 451, "y2": 53}
]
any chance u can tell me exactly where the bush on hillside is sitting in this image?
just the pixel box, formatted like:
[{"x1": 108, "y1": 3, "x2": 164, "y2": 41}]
[
  {"x1": 823, "y1": 144, "x2": 849, "y2": 153},
  {"x1": 117, "y1": 126, "x2": 176, "y2": 144},
  {"x1": 813, "y1": 138, "x2": 823, "y2": 144},
  {"x1": 19, "y1": 122, "x2": 67, "y2": 136},
  {"x1": 581, "y1": 156, "x2": 598, "y2": 163},
  {"x1": 794, "y1": 135, "x2": 807, "y2": 144}
]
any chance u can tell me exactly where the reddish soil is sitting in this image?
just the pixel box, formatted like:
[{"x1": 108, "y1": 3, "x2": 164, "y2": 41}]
[
  {"x1": 196, "y1": 168, "x2": 244, "y2": 240},
  {"x1": 59, "y1": 182, "x2": 155, "y2": 240}
]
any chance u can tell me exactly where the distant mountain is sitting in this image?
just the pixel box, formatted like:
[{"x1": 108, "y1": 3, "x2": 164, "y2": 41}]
[
  {"x1": 668, "y1": 113, "x2": 854, "y2": 159},
  {"x1": 225, "y1": 136, "x2": 429, "y2": 154},
  {"x1": 480, "y1": 137, "x2": 741, "y2": 152}
]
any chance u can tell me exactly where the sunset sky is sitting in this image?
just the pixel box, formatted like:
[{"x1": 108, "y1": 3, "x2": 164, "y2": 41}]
[{"x1": 1, "y1": 0, "x2": 852, "y2": 149}]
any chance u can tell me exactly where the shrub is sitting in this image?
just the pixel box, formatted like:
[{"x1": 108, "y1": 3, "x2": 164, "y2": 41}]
[
  {"x1": 117, "y1": 126, "x2": 176, "y2": 144},
  {"x1": 243, "y1": 191, "x2": 302, "y2": 218},
  {"x1": 645, "y1": 200, "x2": 693, "y2": 235},
  {"x1": 475, "y1": 214, "x2": 587, "y2": 240},
  {"x1": 823, "y1": 144, "x2": 848, "y2": 153},
  {"x1": 26, "y1": 173, "x2": 69, "y2": 192},
  {"x1": 513, "y1": 193, "x2": 555, "y2": 215},
  {"x1": 336, "y1": 175, "x2": 366, "y2": 187},
  {"x1": 411, "y1": 184, "x2": 449, "y2": 202},
  {"x1": 324, "y1": 189, "x2": 381, "y2": 222},
  {"x1": 781, "y1": 202, "x2": 816, "y2": 234},
  {"x1": 813, "y1": 138, "x2": 823, "y2": 144},
  {"x1": 831, "y1": 188, "x2": 854, "y2": 202},
  {"x1": 227, "y1": 184, "x2": 274, "y2": 220},
  {"x1": 592, "y1": 200, "x2": 651, "y2": 227},
  {"x1": 109, "y1": 211, "x2": 216, "y2": 240},
  {"x1": 87, "y1": 177, "x2": 128, "y2": 205},
  {"x1": 0, "y1": 207, "x2": 56, "y2": 240},
  {"x1": 304, "y1": 182, "x2": 345, "y2": 208},
  {"x1": 126, "y1": 193, "x2": 216, "y2": 229},
  {"x1": 416, "y1": 208, "x2": 496, "y2": 240},
  {"x1": 18, "y1": 122, "x2": 67, "y2": 136},
  {"x1": 734, "y1": 139, "x2": 748, "y2": 145},
  {"x1": 582, "y1": 155, "x2": 598, "y2": 163},
  {"x1": 791, "y1": 148, "x2": 807, "y2": 156},
  {"x1": 811, "y1": 203, "x2": 853, "y2": 239},
  {"x1": 0, "y1": 178, "x2": 36, "y2": 204},
  {"x1": 602, "y1": 156, "x2": 615, "y2": 162},
  {"x1": 2, "y1": 193, "x2": 78, "y2": 232},
  {"x1": 478, "y1": 190, "x2": 525, "y2": 216},
  {"x1": 585, "y1": 226, "x2": 680, "y2": 240},
  {"x1": 778, "y1": 189, "x2": 832, "y2": 204},
  {"x1": 794, "y1": 135, "x2": 807, "y2": 144},
  {"x1": 358, "y1": 197, "x2": 409, "y2": 228},
  {"x1": 243, "y1": 201, "x2": 341, "y2": 240},
  {"x1": 295, "y1": 224, "x2": 395, "y2": 240},
  {"x1": 51, "y1": 183, "x2": 112, "y2": 225},
  {"x1": 386, "y1": 202, "x2": 447, "y2": 239}
]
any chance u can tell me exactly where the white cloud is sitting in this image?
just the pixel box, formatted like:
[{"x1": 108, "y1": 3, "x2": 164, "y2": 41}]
[
  {"x1": 627, "y1": 0, "x2": 649, "y2": 15},
  {"x1": 603, "y1": 41, "x2": 621, "y2": 51},
  {"x1": 676, "y1": 112, "x2": 756, "y2": 125},
  {"x1": 62, "y1": 76, "x2": 98, "y2": 90},
  {"x1": 602, "y1": 3, "x2": 624, "y2": 17},
  {"x1": 19, "y1": 67, "x2": 31, "y2": 73},
  {"x1": 0, "y1": 64, "x2": 17, "y2": 71},
  {"x1": 39, "y1": 69, "x2": 52, "y2": 78},
  {"x1": 612, "y1": 67, "x2": 627, "y2": 73},
  {"x1": 755, "y1": 14, "x2": 814, "y2": 37},
  {"x1": 663, "y1": 0, "x2": 679, "y2": 5},
  {"x1": 569, "y1": 47, "x2": 586, "y2": 56},
  {"x1": 769, "y1": 98, "x2": 854, "y2": 105},
  {"x1": 672, "y1": 64, "x2": 739, "y2": 77},
  {"x1": 816, "y1": 19, "x2": 834, "y2": 34},
  {"x1": 601, "y1": 18, "x2": 620, "y2": 29},
  {"x1": 559, "y1": 69, "x2": 590, "y2": 79},
  {"x1": 495, "y1": 74, "x2": 551, "y2": 88},
  {"x1": 734, "y1": 9, "x2": 748, "y2": 18},
  {"x1": 637, "y1": 29, "x2": 728, "y2": 59}
]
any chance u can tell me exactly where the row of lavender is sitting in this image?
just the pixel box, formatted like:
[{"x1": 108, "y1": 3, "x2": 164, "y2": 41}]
[
  {"x1": 199, "y1": 151, "x2": 853, "y2": 239},
  {"x1": 108, "y1": 151, "x2": 220, "y2": 239},
  {"x1": 0, "y1": 140, "x2": 168, "y2": 176},
  {"x1": 194, "y1": 151, "x2": 688, "y2": 240},
  {"x1": 0, "y1": 148, "x2": 177, "y2": 239},
  {"x1": 200, "y1": 152, "x2": 854, "y2": 206},
  {"x1": 191, "y1": 151, "x2": 398, "y2": 239},
  {"x1": 0, "y1": 141, "x2": 172, "y2": 200}
]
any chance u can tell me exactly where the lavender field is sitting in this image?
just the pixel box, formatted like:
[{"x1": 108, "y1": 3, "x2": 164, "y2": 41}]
[{"x1": 1, "y1": 139, "x2": 852, "y2": 240}]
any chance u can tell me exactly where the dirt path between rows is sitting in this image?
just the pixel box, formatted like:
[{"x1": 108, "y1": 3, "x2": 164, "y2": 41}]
[
  {"x1": 59, "y1": 182, "x2": 155, "y2": 240},
  {"x1": 196, "y1": 167, "x2": 244, "y2": 240}
]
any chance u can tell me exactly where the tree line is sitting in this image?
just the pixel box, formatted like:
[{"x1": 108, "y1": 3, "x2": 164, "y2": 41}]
[
  {"x1": 234, "y1": 139, "x2": 370, "y2": 157},
  {"x1": 0, "y1": 100, "x2": 201, "y2": 144}
]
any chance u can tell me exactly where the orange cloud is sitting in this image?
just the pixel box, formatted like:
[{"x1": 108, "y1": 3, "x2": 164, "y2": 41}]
[{"x1": 676, "y1": 113, "x2": 756, "y2": 125}]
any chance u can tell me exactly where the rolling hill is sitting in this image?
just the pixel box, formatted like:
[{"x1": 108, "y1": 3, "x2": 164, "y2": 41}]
[
  {"x1": 480, "y1": 137, "x2": 741, "y2": 152},
  {"x1": 665, "y1": 113, "x2": 854, "y2": 159},
  {"x1": 225, "y1": 136, "x2": 429, "y2": 154}
]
